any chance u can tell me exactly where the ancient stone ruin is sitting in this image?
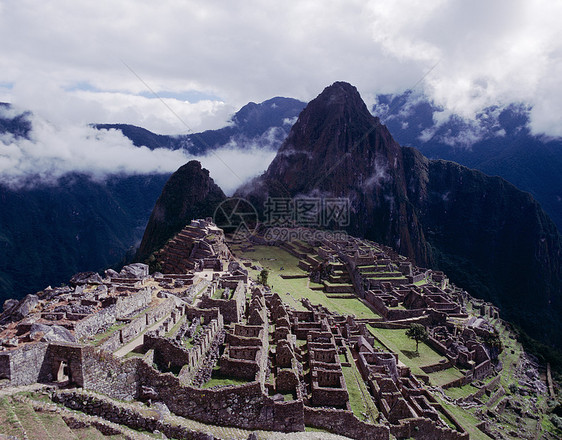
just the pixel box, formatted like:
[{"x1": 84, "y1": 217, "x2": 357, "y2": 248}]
[{"x1": 0, "y1": 220, "x2": 538, "y2": 440}]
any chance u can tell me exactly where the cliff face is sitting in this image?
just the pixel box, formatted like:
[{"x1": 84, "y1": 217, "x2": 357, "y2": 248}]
[
  {"x1": 136, "y1": 161, "x2": 226, "y2": 261},
  {"x1": 403, "y1": 147, "x2": 562, "y2": 346},
  {"x1": 239, "y1": 81, "x2": 562, "y2": 348}
]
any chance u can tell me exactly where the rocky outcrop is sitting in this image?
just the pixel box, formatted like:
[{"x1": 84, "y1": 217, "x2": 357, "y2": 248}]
[
  {"x1": 239, "y1": 82, "x2": 429, "y2": 264},
  {"x1": 137, "y1": 161, "x2": 226, "y2": 262},
  {"x1": 403, "y1": 147, "x2": 562, "y2": 347}
]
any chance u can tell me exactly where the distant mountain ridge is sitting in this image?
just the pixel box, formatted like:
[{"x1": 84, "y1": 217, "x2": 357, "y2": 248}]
[
  {"x1": 237, "y1": 82, "x2": 562, "y2": 348},
  {"x1": 94, "y1": 97, "x2": 306, "y2": 155},
  {"x1": 373, "y1": 92, "x2": 562, "y2": 232}
]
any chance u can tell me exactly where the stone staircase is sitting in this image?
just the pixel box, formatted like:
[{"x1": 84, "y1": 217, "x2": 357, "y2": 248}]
[{"x1": 157, "y1": 226, "x2": 206, "y2": 274}]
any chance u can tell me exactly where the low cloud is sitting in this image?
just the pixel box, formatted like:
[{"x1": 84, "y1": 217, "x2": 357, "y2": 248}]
[
  {"x1": 0, "y1": 107, "x2": 277, "y2": 194},
  {"x1": 0, "y1": 111, "x2": 191, "y2": 188},
  {"x1": 362, "y1": 156, "x2": 390, "y2": 190},
  {"x1": 196, "y1": 145, "x2": 277, "y2": 196}
]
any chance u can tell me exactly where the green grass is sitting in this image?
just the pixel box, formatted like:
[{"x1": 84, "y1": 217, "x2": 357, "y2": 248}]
[
  {"x1": 91, "y1": 321, "x2": 127, "y2": 346},
  {"x1": 202, "y1": 374, "x2": 249, "y2": 388},
  {"x1": 341, "y1": 347, "x2": 379, "y2": 423},
  {"x1": 237, "y1": 245, "x2": 382, "y2": 319},
  {"x1": 0, "y1": 397, "x2": 25, "y2": 438},
  {"x1": 443, "y1": 383, "x2": 479, "y2": 400},
  {"x1": 212, "y1": 287, "x2": 225, "y2": 299},
  {"x1": 437, "y1": 398, "x2": 492, "y2": 440},
  {"x1": 166, "y1": 315, "x2": 186, "y2": 337},
  {"x1": 367, "y1": 326, "x2": 446, "y2": 376},
  {"x1": 426, "y1": 367, "x2": 465, "y2": 387}
]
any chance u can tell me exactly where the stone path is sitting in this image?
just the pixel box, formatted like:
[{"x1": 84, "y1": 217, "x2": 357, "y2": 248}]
[{"x1": 114, "y1": 313, "x2": 173, "y2": 358}]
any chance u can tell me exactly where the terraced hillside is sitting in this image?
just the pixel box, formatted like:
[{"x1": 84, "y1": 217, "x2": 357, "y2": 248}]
[{"x1": 0, "y1": 221, "x2": 559, "y2": 440}]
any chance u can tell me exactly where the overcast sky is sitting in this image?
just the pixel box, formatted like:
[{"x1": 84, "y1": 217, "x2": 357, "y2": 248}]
[{"x1": 1, "y1": 0, "x2": 561, "y2": 191}]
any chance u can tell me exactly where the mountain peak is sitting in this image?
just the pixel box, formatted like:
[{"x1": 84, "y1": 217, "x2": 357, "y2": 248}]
[
  {"x1": 294, "y1": 82, "x2": 377, "y2": 132},
  {"x1": 136, "y1": 160, "x2": 226, "y2": 261},
  {"x1": 239, "y1": 82, "x2": 427, "y2": 262},
  {"x1": 317, "y1": 81, "x2": 363, "y2": 105}
]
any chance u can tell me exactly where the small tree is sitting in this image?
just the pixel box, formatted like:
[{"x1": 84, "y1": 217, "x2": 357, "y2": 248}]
[
  {"x1": 258, "y1": 269, "x2": 269, "y2": 286},
  {"x1": 406, "y1": 323, "x2": 428, "y2": 353},
  {"x1": 482, "y1": 331, "x2": 503, "y2": 361}
]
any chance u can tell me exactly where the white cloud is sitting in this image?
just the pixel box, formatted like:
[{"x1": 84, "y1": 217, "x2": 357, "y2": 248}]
[
  {"x1": 0, "y1": 0, "x2": 561, "y2": 163},
  {"x1": 365, "y1": 0, "x2": 562, "y2": 135},
  {"x1": 0, "y1": 107, "x2": 277, "y2": 194},
  {"x1": 0, "y1": 110, "x2": 191, "y2": 188},
  {"x1": 197, "y1": 146, "x2": 277, "y2": 196},
  {"x1": 7, "y1": 78, "x2": 233, "y2": 135}
]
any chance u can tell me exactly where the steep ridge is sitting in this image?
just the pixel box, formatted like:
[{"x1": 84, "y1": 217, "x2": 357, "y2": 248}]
[
  {"x1": 238, "y1": 81, "x2": 562, "y2": 348},
  {"x1": 239, "y1": 82, "x2": 430, "y2": 264},
  {"x1": 0, "y1": 173, "x2": 169, "y2": 304},
  {"x1": 137, "y1": 160, "x2": 226, "y2": 261},
  {"x1": 403, "y1": 147, "x2": 562, "y2": 347},
  {"x1": 95, "y1": 96, "x2": 306, "y2": 155},
  {"x1": 373, "y1": 92, "x2": 562, "y2": 232}
]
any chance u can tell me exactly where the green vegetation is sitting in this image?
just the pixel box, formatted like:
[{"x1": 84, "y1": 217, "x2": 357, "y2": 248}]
[
  {"x1": 237, "y1": 245, "x2": 381, "y2": 318},
  {"x1": 257, "y1": 269, "x2": 269, "y2": 286},
  {"x1": 212, "y1": 287, "x2": 225, "y2": 299},
  {"x1": 166, "y1": 315, "x2": 186, "y2": 337},
  {"x1": 341, "y1": 347, "x2": 379, "y2": 423},
  {"x1": 202, "y1": 367, "x2": 249, "y2": 388},
  {"x1": 405, "y1": 323, "x2": 428, "y2": 353},
  {"x1": 91, "y1": 321, "x2": 127, "y2": 346},
  {"x1": 367, "y1": 325, "x2": 448, "y2": 380},
  {"x1": 426, "y1": 368, "x2": 465, "y2": 387}
]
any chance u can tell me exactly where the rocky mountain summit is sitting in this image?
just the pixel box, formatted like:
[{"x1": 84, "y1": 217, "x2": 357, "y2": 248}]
[{"x1": 137, "y1": 160, "x2": 226, "y2": 262}]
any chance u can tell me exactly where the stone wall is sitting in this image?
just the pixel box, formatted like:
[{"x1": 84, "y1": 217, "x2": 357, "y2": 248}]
[
  {"x1": 136, "y1": 362, "x2": 304, "y2": 432},
  {"x1": 81, "y1": 347, "x2": 140, "y2": 401},
  {"x1": 46, "y1": 343, "x2": 85, "y2": 386},
  {"x1": 364, "y1": 291, "x2": 425, "y2": 321},
  {"x1": 53, "y1": 389, "x2": 218, "y2": 440},
  {"x1": 0, "y1": 352, "x2": 10, "y2": 380},
  {"x1": 0, "y1": 343, "x2": 50, "y2": 386},
  {"x1": 473, "y1": 359, "x2": 492, "y2": 380},
  {"x1": 199, "y1": 281, "x2": 246, "y2": 323},
  {"x1": 145, "y1": 316, "x2": 223, "y2": 382},
  {"x1": 73, "y1": 288, "x2": 153, "y2": 341},
  {"x1": 73, "y1": 305, "x2": 117, "y2": 341},
  {"x1": 457, "y1": 375, "x2": 500, "y2": 403},
  {"x1": 114, "y1": 288, "x2": 153, "y2": 317},
  {"x1": 303, "y1": 406, "x2": 389, "y2": 440},
  {"x1": 420, "y1": 359, "x2": 453, "y2": 374},
  {"x1": 99, "y1": 298, "x2": 177, "y2": 352},
  {"x1": 390, "y1": 417, "x2": 469, "y2": 440}
]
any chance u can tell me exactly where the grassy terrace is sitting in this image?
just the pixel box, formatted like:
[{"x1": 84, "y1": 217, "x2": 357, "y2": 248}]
[
  {"x1": 366, "y1": 325, "x2": 467, "y2": 388},
  {"x1": 166, "y1": 314, "x2": 186, "y2": 338},
  {"x1": 90, "y1": 321, "x2": 127, "y2": 346},
  {"x1": 367, "y1": 326, "x2": 445, "y2": 373},
  {"x1": 233, "y1": 244, "x2": 381, "y2": 319},
  {"x1": 342, "y1": 346, "x2": 379, "y2": 423},
  {"x1": 202, "y1": 366, "x2": 250, "y2": 388},
  {"x1": 212, "y1": 287, "x2": 225, "y2": 299},
  {"x1": 230, "y1": 242, "x2": 557, "y2": 438}
]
